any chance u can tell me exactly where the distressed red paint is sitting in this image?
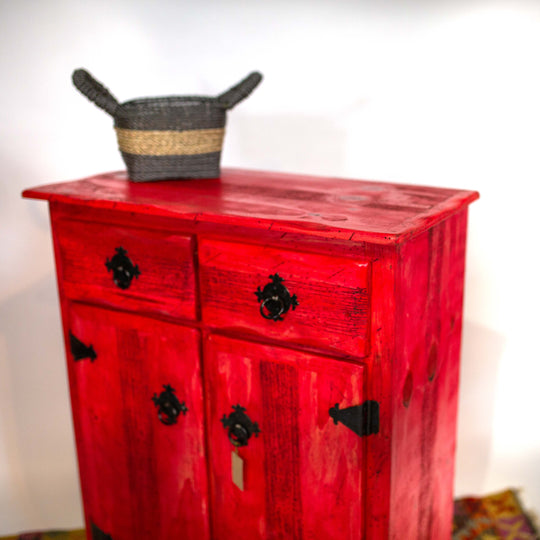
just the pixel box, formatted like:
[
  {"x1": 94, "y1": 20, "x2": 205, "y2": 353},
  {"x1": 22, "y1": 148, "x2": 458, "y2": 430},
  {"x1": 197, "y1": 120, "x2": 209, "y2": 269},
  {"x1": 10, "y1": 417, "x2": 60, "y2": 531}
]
[{"x1": 23, "y1": 168, "x2": 478, "y2": 539}]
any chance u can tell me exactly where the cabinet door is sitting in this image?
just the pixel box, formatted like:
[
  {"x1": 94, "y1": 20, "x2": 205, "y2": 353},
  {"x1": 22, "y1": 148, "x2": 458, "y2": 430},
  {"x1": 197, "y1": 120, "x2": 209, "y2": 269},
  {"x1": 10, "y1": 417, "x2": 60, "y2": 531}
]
[
  {"x1": 205, "y1": 334, "x2": 365, "y2": 540},
  {"x1": 66, "y1": 303, "x2": 209, "y2": 540}
]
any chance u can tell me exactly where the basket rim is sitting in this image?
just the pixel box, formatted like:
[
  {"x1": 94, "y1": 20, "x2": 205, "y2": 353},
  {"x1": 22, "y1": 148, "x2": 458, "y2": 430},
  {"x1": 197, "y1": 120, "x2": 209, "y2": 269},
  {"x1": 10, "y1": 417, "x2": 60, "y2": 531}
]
[{"x1": 119, "y1": 95, "x2": 226, "y2": 111}]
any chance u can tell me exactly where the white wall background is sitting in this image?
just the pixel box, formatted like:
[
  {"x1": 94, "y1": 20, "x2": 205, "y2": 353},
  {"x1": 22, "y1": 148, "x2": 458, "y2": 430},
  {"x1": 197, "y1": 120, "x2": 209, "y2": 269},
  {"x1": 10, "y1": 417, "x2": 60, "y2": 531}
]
[{"x1": 1, "y1": 0, "x2": 539, "y2": 534}]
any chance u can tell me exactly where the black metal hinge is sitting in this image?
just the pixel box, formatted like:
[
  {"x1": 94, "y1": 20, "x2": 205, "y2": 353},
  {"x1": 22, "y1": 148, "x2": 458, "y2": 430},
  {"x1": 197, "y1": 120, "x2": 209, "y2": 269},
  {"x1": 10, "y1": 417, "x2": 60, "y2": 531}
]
[
  {"x1": 329, "y1": 400, "x2": 380, "y2": 437},
  {"x1": 69, "y1": 331, "x2": 97, "y2": 362},
  {"x1": 91, "y1": 522, "x2": 113, "y2": 540}
]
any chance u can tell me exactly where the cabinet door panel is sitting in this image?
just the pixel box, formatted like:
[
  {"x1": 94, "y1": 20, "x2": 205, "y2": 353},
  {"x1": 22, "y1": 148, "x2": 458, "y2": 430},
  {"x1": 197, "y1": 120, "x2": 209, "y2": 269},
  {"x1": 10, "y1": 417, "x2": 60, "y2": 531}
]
[
  {"x1": 205, "y1": 334, "x2": 365, "y2": 540},
  {"x1": 66, "y1": 303, "x2": 209, "y2": 540}
]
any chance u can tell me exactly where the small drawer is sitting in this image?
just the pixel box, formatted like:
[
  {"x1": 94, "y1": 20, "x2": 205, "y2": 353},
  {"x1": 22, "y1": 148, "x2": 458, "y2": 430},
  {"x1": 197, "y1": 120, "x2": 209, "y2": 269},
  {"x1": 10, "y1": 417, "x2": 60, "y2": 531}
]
[
  {"x1": 199, "y1": 239, "x2": 370, "y2": 357},
  {"x1": 53, "y1": 218, "x2": 197, "y2": 320}
]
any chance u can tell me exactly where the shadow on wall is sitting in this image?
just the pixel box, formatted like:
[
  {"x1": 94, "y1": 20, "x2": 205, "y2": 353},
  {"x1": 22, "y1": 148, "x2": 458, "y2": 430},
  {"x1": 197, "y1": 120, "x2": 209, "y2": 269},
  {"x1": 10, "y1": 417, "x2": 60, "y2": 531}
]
[
  {"x1": 454, "y1": 320, "x2": 506, "y2": 496},
  {"x1": 0, "y1": 273, "x2": 82, "y2": 533},
  {"x1": 224, "y1": 114, "x2": 349, "y2": 176}
]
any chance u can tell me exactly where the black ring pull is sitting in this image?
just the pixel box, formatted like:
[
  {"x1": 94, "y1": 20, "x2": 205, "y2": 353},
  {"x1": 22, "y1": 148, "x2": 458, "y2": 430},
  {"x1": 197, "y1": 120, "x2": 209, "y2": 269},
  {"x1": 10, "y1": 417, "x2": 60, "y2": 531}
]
[
  {"x1": 105, "y1": 246, "x2": 140, "y2": 290},
  {"x1": 255, "y1": 273, "x2": 298, "y2": 321},
  {"x1": 221, "y1": 404, "x2": 260, "y2": 447},
  {"x1": 152, "y1": 385, "x2": 187, "y2": 426}
]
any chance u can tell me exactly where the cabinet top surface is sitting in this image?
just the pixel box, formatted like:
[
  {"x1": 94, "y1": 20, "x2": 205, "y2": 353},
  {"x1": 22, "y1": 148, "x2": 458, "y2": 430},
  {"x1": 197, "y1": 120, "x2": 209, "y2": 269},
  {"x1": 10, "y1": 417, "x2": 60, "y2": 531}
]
[{"x1": 23, "y1": 168, "x2": 478, "y2": 244}]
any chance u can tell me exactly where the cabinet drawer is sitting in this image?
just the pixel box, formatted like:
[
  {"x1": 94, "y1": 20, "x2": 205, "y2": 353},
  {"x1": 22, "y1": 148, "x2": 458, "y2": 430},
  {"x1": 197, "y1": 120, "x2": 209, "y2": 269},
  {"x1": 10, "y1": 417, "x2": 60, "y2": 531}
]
[
  {"x1": 53, "y1": 219, "x2": 197, "y2": 320},
  {"x1": 199, "y1": 239, "x2": 370, "y2": 357}
]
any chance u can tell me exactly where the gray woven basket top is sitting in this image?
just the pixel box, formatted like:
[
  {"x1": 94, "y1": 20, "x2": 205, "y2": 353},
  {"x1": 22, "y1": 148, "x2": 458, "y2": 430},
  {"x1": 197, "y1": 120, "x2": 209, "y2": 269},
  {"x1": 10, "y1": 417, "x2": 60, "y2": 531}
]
[
  {"x1": 72, "y1": 69, "x2": 263, "y2": 123},
  {"x1": 115, "y1": 97, "x2": 228, "y2": 131},
  {"x1": 121, "y1": 95, "x2": 223, "y2": 109}
]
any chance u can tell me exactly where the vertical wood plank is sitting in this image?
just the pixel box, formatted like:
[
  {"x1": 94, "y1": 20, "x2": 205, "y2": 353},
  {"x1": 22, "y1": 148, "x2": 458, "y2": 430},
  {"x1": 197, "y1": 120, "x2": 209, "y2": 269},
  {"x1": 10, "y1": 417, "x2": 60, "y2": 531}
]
[
  {"x1": 362, "y1": 247, "x2": 398, "y2": 539},
  {"x1": 260, "y1": 361, "x2": 303, "y2": 539}
]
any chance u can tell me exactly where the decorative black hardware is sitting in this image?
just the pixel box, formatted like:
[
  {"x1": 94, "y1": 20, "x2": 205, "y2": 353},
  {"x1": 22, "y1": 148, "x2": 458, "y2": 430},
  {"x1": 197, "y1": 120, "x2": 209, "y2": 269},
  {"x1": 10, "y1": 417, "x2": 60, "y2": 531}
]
[
  {"x1": 105, "y1": 246, "x2": 140, "y2": 290},
  {"x1": 69, "y1": 331, "x2": 97, "y2": 362},
  {"x1": 329, "y1": 401, "x2": 380, "y2": 437},
  {"x1": 91, "y1": 522, "x2": 113, "y2": 540},
  {"x1": 221, "y1": 404, "x2": 260, "y2": 447},
  {"x1": 255, "y1": 273, "x2": 298, "y2": 321},
  {"x1": 152, "y1": 384, "x2": 187, "y2": 425}
]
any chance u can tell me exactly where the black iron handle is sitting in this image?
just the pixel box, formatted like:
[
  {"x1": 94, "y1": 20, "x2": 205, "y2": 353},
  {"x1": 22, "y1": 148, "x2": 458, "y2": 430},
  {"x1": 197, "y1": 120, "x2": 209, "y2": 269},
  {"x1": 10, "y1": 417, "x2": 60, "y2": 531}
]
[
  {"x1": 152, "y1": 385, "x2": 188, "y2": 426},
  {"x1": 255, "y1": 273, "x2": 298, "y2": 322},
  {"x1": 221, "y1": 404, "x2": 260, "y2": 447},
  {"x1": 105, "y1": 246, "x2": 140, "y2": 290}
]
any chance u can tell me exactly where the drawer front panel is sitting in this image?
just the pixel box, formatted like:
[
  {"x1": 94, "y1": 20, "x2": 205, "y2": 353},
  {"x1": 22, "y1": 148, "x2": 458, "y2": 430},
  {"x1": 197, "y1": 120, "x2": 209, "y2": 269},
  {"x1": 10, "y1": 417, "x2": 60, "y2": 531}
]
[
  {"x1": 53, "y1": 218, "x2": 197, "y2": 320},
  {"x1": 205, "y1": 334, "x2": 365, "y2": 540},
  {"x1": 66, "y1": 303, "x2": 209, "y2": 540},
  {"x1": 199, "y1": 239, "x2": 370, "y2": 357}
]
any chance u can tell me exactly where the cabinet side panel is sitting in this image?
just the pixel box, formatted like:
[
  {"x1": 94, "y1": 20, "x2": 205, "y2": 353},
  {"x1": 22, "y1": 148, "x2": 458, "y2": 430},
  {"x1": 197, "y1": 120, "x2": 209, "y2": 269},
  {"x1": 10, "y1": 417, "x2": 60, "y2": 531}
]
[{"x1": 390, "y1": 210, "x2": 469, "y2": 539}]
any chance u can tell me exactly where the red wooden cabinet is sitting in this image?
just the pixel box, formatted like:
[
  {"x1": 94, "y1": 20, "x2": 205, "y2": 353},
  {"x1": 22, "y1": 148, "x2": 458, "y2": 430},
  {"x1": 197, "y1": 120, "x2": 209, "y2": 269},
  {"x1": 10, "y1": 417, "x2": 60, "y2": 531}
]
[{"x1": 23, "y1": 168, "x2": 478, "y2": 539}]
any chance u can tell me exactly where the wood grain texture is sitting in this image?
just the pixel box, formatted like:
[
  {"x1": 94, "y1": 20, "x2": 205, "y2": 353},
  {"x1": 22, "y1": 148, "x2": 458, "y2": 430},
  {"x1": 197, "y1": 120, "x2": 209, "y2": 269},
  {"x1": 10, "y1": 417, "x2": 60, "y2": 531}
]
[
  {"x1": 204, "y1": 334, "x2": 365, "y2": 540},
  {"x1": 388, "y1": 210, "x2": 469, "y2": 539},
  {"x1": 52, "y1": 210, "x2": 197, "y2": 321},
  {"x1": 65, "y1": 304, "x2": 209, "y2": 540},
  {"x1": 362, "y1": 251, "x2": 398, "y2": 539},
  {"x1": 199, "y1": 238, "x2": 370, "y2": 357},
  {"x1": 23, "y1": 168, "x2": 478, "y2": 245}
]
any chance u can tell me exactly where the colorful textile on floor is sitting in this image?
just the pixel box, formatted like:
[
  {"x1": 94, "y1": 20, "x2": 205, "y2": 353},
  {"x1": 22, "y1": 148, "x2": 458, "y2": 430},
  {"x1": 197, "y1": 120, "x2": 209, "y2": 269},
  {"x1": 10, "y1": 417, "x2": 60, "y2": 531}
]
[
  {"x1": 0, "y1": 532, "x2": 85, "y2": 540},
  {"x1": 453, "y1": 489, "x2": 538, "y2": 539}
]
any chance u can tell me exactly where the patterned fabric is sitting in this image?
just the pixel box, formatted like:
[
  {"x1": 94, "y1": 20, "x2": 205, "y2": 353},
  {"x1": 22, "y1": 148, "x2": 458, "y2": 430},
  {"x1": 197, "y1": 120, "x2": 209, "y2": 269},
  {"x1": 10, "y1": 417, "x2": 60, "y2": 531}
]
[
  {"x1": 2, "y1": 490, "x2": 537, "y2": 539},
  {"x1": 0, "y1": 532, "x2": 85, "y2": 540},
  {"x1": 453, "y1": 490, "x2": 539, "y2": 539}
]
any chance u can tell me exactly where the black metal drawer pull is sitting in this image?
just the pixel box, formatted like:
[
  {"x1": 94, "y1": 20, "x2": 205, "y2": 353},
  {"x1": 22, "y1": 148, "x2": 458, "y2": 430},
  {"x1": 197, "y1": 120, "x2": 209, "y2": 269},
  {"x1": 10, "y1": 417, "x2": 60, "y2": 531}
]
[
  {"x1": 69, "y1": 331, "x2": 97, "y2": 362},
  {"x1": 255, "y1": 273, "x2": 298, "y2": 321},
  {"x1": 221, "y1": 404, "x2": 260, "y2": 447},
  {"x1": 105, "y1": 246, "x2": 140, "y2": 290},
  {"x1": 152, "y1": 384, "x2": 187, "y2": 425}
]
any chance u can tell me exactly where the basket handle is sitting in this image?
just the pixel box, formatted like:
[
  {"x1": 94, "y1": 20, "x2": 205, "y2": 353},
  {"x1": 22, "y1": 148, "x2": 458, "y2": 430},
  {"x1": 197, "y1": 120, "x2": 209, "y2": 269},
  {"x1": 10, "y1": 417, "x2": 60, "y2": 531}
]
[
  {"x1": 72, "y1": 69, "x2": 120, "y2": 117},
  {"x1": 216, "y1": 71, "x2": 263, "y2": 110}
]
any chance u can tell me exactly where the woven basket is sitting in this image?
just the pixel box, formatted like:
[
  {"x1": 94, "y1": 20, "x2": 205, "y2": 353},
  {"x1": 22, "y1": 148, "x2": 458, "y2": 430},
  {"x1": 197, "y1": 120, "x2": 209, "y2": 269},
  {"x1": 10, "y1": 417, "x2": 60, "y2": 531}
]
[{"x1": 72, "y1": 69, "x2": 262, "y2": 181}]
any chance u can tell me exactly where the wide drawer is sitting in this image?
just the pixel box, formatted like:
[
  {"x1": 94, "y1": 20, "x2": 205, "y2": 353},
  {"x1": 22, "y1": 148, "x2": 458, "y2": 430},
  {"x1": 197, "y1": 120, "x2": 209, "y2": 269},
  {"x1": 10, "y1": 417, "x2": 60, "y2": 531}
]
[
  {"x1": 199, "y1": 239, "x2": 370, "y2": 357},
  {"x1": 53, "y1": 218, "x2": 197, "y2": 320}
]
